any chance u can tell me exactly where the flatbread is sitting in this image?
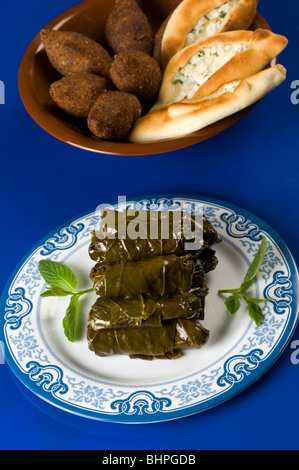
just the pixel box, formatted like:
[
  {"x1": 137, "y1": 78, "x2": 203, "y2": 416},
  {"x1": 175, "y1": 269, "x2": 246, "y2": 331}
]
[
  {"x1": 161, "y1": 0, "x2": 259, "y2": 67},
  {"x1": 154, "y1": 29, "x2": 287, "y2": 108},
  {"x1": 129, "y1": 64, "x2": 286, "y2": 143}
]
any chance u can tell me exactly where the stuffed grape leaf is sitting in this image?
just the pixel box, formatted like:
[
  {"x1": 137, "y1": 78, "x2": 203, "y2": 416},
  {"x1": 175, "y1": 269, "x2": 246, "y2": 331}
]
[
  {"x1": 89, "y1": 209, "x2": 221, "y2": 263},
  {"x1": 88, "y1": 286, "x2": 208, "y2": 330},
  {"x1": 87, "y1": 318, "x2": 209, "y2": 360},
  {"x1": 90, "y1": 253, "x2": 196, "y2": 298}
]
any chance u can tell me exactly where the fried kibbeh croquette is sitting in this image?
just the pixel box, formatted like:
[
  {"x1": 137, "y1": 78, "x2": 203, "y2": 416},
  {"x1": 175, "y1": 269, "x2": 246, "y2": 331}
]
[
  {"x1": 50, "y1": 72, "x2": 114, "y2": 118},
  {"x1": 110, "y1": 50, "x2": 162, "y2": 102},
  {"x1": 87, "y1": 91, "x2": 142, "y2": 140},
  {"x1": 105, "y1": 0, "x2": 153, "y2": 55},
  {"x1": 40, "y1": 29, "x2": 112, "y2": 78}
]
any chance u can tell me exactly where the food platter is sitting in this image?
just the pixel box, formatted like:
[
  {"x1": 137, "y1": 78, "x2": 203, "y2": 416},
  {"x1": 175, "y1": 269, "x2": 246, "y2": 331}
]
[
  {"x1": 1, "y1": 194, "x2": 298, "y2": 423},
  {"x1": 18, "y1": 0, "x2": 275, "y2": 155}
]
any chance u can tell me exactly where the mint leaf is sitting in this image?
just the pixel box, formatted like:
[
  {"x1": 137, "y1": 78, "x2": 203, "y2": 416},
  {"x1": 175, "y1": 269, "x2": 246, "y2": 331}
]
[
  {"x1": 40, "y1": 286, "x2": 73, "y2": 297},
  {"x1": 39, "y1": 260, "x2": 77, "y2": 292},
  {"x1": 62, "y1": 295, "x2": 79, "y2": 342},
  {"x1": 39, "y1": 260, "x2": 94, "y2": 343},
  {"x1": 225, "y1": 294, "x2": 241, "y2": 314},
  {"x1": 246, "y1": 299, "x2": 264, "y2": 326},
  {"x1": 218, "y1": 237, "x2": 269, "y2": 327},
  {"x1": 240, "y1": 236, "x2": 268, "y2": 291}
]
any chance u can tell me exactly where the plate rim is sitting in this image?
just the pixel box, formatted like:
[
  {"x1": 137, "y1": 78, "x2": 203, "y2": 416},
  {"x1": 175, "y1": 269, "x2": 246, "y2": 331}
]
[{"x1": 1, "y1": 193, "x2": 298, "y2": 423}]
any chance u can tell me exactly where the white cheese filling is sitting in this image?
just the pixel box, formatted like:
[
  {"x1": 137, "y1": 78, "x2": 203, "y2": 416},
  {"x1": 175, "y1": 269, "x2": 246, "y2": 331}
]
[
  {"x1": 184, "y1": 0, "x2": 239, "y2": 47},
  {"x1": 172, "y1": 42, "x2": 250, "y2": 101}
]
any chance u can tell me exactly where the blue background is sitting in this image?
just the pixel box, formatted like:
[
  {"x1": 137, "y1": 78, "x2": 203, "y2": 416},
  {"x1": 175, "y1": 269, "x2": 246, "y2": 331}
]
[{"x1": 0, "y1": 0, "x2": 298, "y2": 450}]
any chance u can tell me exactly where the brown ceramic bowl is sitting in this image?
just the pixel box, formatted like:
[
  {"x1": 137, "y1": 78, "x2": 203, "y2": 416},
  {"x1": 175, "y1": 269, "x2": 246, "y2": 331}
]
[{"x1": 18, "y1": 0, "x2": 272, "y2": 156}]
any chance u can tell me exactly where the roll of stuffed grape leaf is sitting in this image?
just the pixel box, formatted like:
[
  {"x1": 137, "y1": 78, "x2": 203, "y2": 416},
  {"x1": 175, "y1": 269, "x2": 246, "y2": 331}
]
[
  {"x1": 90, "y1": 253, "x2": 196, "y2": 298},
  {"x1": 88, "y1": 286, "x2": 208, "y2": 330},
  {"x1": 89, "y1": 209, "x2": 221, "y2": 263},
  {"x1": 87, "y1": 318, "x2": 209, "y2": 360}
]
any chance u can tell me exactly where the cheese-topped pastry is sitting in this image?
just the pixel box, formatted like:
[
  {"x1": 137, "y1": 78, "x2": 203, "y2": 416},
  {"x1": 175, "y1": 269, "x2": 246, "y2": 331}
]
[
  {"x1": 129, "y1": 64, "x2": 287, "y2": 143},
  {"x1": 154, "y1": 29, "x2": 288, "y2": 108},
  {"x1": 129, "y1": 28, "x2": 288, "y2": 143},
  {"x1": 160, "y1": 0, "x2": 259, "y2": 67}
]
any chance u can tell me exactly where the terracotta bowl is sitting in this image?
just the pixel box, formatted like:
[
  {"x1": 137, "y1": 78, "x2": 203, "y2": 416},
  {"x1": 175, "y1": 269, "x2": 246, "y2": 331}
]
[{"x1": 18, "y1": 0, "x2": 272, "y2": 156}]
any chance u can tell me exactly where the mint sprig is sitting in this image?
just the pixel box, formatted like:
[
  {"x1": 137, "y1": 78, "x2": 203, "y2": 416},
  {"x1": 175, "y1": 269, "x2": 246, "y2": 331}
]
[
  {"x1": 38, "y1": 260, "x2": 93, "y2": 342},
  {"x1": 218, "y1": 236, "x2": 269, "y2": 326}
]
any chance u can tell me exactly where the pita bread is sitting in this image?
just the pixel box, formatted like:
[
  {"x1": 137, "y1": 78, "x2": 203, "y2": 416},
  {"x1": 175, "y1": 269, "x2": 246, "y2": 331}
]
[
  {"x1": 161, "y1": 0, "x2": 259, "y2": 68},
  {"x1": 129, "y1": 64, "x2": 286, "y2": 143},
  {"x1": 154, "y1": 29, "x2": 287, "y2": 109}
]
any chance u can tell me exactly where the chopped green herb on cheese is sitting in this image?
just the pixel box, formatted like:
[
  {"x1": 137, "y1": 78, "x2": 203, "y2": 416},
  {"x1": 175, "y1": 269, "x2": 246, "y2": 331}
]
[
  {"x1": 185, "y1": 0, "x2": 238, "y2": 46},
  {"x1": 172, "y1": 42, "x2": 249, "y2": 101}
]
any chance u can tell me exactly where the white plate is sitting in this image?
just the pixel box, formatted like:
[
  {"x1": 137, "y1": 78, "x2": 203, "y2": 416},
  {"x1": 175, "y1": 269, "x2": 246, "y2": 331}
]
[{"x1": 1, "y1": 194, "x2": 298, "y2": 423}]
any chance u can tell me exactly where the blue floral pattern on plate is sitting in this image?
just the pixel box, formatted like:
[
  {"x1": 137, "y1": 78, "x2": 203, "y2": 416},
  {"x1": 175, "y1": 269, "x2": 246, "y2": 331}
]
[{"x1": 0, "y1": 195, "x2": 298, "y2": 423}]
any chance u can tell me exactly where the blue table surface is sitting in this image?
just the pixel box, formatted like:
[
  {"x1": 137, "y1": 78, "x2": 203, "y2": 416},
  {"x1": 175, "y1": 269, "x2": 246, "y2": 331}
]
[{"x1": 0, "y1": 0, "x2": 298, "y2": 450}]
